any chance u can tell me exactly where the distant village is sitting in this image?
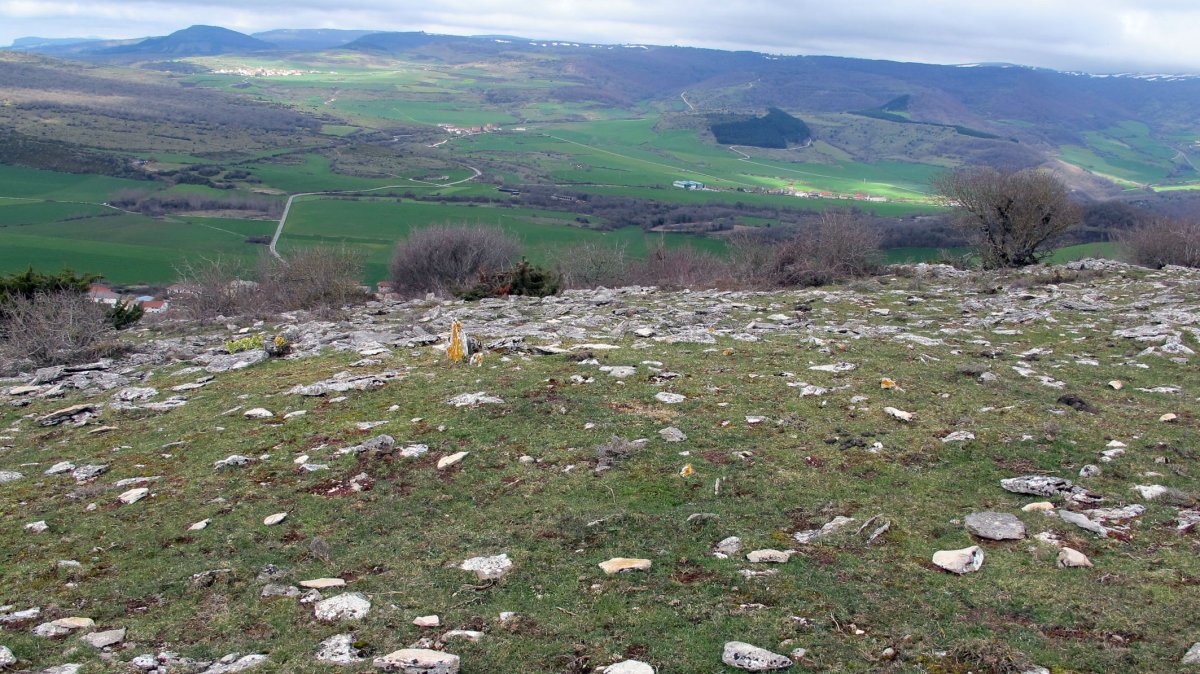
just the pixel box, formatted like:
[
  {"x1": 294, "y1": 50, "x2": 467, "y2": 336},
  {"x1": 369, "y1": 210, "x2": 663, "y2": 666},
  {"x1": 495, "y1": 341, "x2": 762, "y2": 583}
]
[
  {"x1": 673, "y1": 179, "x2": 890, "y2": 202},
  {"x1": 437, "y1": 123, "x2": 520, "y2": 136},
  {"x1": 87, "y1": 285, "x2": 170, "y2": 314},
  {"x1": 212, "y1": 66, "x2": 331, "y2": 77}
]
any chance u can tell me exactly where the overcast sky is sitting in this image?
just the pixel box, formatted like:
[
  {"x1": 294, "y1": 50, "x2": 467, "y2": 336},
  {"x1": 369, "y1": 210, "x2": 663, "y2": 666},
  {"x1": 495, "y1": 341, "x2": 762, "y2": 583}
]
[{"x1": 2, "y1": 0, "x2": 1199, "y2": 73}]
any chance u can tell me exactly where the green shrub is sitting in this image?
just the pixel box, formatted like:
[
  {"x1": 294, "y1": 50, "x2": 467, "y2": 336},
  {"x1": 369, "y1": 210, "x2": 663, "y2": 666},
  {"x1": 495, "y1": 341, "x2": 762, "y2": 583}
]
[
  {"x1": 225, "y1": 334, "x2": 264, "y2": 354},
  {"x1": 105, "y1": 299, "x2": 145, "y2": 330},
  {"x1": 455, "y1": 258, "x2": 561, "y2": 301}
]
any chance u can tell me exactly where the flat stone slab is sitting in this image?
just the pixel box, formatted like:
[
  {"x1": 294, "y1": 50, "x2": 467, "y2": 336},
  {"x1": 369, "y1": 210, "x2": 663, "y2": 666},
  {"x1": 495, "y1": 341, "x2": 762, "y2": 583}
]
[
  {"x1": 599, "y1": 558, "x2": 652, "y2": 574},
  {"x1": 964, "y1": 511, "x2": 1026, "y2": 540},
  {"x1": 721, "y1": 641, "x2": 793, "y2": 671},
  {"x1": 373, "y1": 648, "x2": 460, "y2": 673}
]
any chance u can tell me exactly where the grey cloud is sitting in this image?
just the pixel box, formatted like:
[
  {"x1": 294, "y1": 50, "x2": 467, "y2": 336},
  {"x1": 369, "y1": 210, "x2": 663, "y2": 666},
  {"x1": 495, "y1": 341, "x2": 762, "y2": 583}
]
[{"x1": 2, "y1": 0, "x2": 1199, "y2": 72}]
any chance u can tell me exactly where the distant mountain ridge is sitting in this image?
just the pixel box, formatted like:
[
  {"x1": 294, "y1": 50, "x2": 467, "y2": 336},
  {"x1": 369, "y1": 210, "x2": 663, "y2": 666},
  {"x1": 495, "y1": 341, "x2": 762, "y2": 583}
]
[{"x1": 102, "y1": 25, "x2": 275, "y2": 56}]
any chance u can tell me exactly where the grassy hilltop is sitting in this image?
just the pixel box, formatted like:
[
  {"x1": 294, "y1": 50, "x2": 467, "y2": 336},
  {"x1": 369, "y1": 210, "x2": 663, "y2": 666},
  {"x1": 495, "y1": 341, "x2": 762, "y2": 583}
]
[{"x1": 1, "y1": 260, "x2": 1198, "y2": 672}]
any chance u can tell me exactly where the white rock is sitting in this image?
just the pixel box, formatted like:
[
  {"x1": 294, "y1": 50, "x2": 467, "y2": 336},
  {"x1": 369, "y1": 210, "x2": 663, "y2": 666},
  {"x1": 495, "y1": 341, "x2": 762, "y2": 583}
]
[
  {"x1": 316, "y1": 633, "x2": 365, "y2": 665},
  {"x1": 1058, "y1": 510, "x2": 1107, "y2": 537},
  {"x1": 721, "y1": 641, "x2": 793, "y2": 671},
  {"x1": 932, "y1": 546, "x2": 984, "y2": 574},
  {"x1": 32, "y1": 617, "x2": 93, "y2": 638},
  {"x1": 746, "y1": 549, "x2": 793, "y2": 563},
  {"x1": 201, "y1": 653, "x2": 269, "y2": 673},
  {"x1": 460, "y1": 553, "x2": 512, "y2": 580},
  {"x1": 714, "y1": 536, "x2": 742, "y2": 558},
  {"x1": 118, "y1": 488, "x2": 149, "y2": 504},
  {"x1": 437, "y1": 452, "x2": 469, "y2": 470},
  {"x1": 793, "y1": 516, "x2": 854, "y2": 544},
  {"x1": 1132, "y1": 484, "x2": 1168, "y2": 500},
  {"x1": 446, "y1": 392, "x2": 503, "y2": 407},
  {"x1": 81, "y1": 627, "x2": 125, "y2": 648},
  {"x1": 401, "y1": 444, "x2": 429, "y2": 458},
  {"x1": 189, "y1": 519, "x2": 211, "y2": 531},
  {"x1": 745, "y1": 416, "x2": 766, "y2": 425},
  {"x1": 658, "y1": 427, "x2": 687, "y2": 442},
  {"x1": 603, "y1": 660, "x2": 654, "y2": 674},
  {"x1": 964, "y1": 512, "x2": 1026, "y2": 540},
  {"x1": 0, "y1": 470, "x2": 24, "y2": 483},
  {"x1": 413, "y1": 615, "x2": 440, "y2": 627},
  {"x1": 243, "y1": 408, "x2": 274, "y2": 419},
  {"x1": 884, "y1": 407, "x2": 912, "y2": 422},
  {"x1": 44, "y1": 461, "x2": 75, "y2": 476},
  {"x1": 1160, "y1": 413, "x2": 1178, "y2": 423},
  {"x1": 24, "y1": 521, "x2": 48, "y2": 533},
  {"x1": 441, "y1": 629, "x2": 483, "y2": 643},
  {"x1": 300, "y1": 578, "x2": 346, "y2": 589},
  {"x1": 599, "y1": 558, "x2": 652, "y2": 574},
  {"x1": 941, "y1": 430, "x2": 975, "y2": 443},
  {"x1": 1021, "y1": 502, "x2": 1055, "y2": 513},
  {"x1": 0, "y1": 645, "x2": 14, "y2": 667},
  {"x1": 1183, "y1": 642, "x2": 1200, "y2": 665},
  {"x1": 314, "y1": 593, "x2": 371, "y2": 622},
  {"x1": 809, "y1": 362, "x2": 856, "y2": 372},
  {"x1": 1056, "y1": 547, "x2": 1093, "y2": 568},
  {"x1": 373, "y1": 648, "x2": 460, "y2": 673},
  {"x1": 654, "y1": 392, "x2": 686, "y2": 404},
  {"x1": 263, "y1": 512, "x2": 288, "y2": 526}
]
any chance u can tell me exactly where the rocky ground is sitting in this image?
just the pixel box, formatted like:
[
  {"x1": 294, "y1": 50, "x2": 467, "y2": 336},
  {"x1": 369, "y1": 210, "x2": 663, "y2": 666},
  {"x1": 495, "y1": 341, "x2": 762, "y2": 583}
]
[{"x1": 0, "y1": 259, "x2": 1198, "y2": 673}]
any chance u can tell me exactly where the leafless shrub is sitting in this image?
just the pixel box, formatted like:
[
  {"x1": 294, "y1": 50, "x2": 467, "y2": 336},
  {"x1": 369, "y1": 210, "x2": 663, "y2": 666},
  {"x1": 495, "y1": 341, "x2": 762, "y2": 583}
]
[
  {"x1": 1118, "y1": 217, "x2": 1200, "y2": 269},
  {"x1": 632, "y1": 242, "x2": 729, "y2": 289},
  {"x1": 389, "y1": 225, "x2": 521, "y2": 296},
  {"x1": 554, "y1": 241, "x2": 631, "y2": 289},
  {"x1": 769, "y1": 210, "x2": 882, "y2": 286},
  {"x1": 170, "y1": 257, "x2": 256, "y2": 320},
  {"x1": 933, "y1": 167, "x2": 1080, "y2": 269},
  {"x1": 724, "y1": 230, "x2": 778, "y2": 288},
  {"x1": 256, "y1": 247, "x2": 368, "y2": 313},
  {"x1": 0, "y1": 291, "x2": 124, "y2": 366}
]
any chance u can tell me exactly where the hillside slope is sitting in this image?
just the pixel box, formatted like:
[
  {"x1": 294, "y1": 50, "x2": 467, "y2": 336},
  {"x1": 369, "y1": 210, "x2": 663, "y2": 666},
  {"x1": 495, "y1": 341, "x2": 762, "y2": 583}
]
[{"x1": 1, "y1": 260, "x2": 1198, "y2": 672}]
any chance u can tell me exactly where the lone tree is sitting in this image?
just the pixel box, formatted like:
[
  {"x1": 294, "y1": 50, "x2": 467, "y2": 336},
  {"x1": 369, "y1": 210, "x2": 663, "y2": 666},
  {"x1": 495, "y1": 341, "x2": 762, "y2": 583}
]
[{"x1": 934, "y1": 167, "x2": 1080, "y2": 268}]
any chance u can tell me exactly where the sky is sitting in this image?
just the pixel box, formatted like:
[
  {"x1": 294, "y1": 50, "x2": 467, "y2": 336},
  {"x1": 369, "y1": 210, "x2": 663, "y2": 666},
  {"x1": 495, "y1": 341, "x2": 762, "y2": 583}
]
[{"x1": 2, "y1": 0, "x2": 1199, "y2": 73}]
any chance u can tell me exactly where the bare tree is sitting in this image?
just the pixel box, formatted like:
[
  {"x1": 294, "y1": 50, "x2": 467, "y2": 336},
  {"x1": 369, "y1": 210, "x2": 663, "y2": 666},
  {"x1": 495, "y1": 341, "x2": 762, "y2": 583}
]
[
  {"x1": 933, "y1": 167, "x2": 1080, "y2": 268},
  {"x1": 389, "y1": 226, "x2": 521, "y2": 296},
  {"x1": 1118, "y1": 217, "x2": 1200, "y2": 269}
]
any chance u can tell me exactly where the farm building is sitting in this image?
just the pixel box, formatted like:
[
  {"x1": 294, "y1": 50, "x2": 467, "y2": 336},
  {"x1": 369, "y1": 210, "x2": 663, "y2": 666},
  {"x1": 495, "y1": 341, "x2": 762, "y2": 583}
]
[{"x1": 672, "y1": 180, "x2": 705, "y2": 190}]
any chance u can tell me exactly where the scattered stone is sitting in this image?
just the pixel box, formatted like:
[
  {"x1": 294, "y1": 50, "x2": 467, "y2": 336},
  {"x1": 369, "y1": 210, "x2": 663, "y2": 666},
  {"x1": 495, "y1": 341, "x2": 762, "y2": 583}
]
[
  {"x1": 37, "y1": 404, "x2": 98, "y2": 427},
  {"x1": 1000, "y1": 475, "x2": 1076, "y2": 498},
  {"x1": 44, "y1": 461, "x2": 75, "y2": 476},
  {"x1": 446, "y1": 392, "x2": 503, "y2": 407},
  {"x1": 413, "y1": 615, "x2": 440, "y2": 628},
  {"x1": 1160, "y1": 413, "x2": 1178, "y2": 423},
  {"x1": 1022, "y1": 502, "x2": 1055, "y2": 513},
  {"x1": 316, "y1": 634, "x2": 366, "y2": 665},
  {"x1": 746, "y1": 549, "x2": 793, "y2": 563},
  {"x1": 441, "y1": 630, "x2": 483, "y2": 643},
  {"x1": 1079, "y1": 464, "x2": 1102, "y2": 477},
  {"x1": 884, "y1": 407, "x2": 912, "y2": 422},
  {"x1": 1058, "y1": 510, "x2": 1107, "y2": 537},
  {"x1": 1183, "y1": 642, "x2": 1200, "y2": 665},
  {"x1": 460, "y1": 554, "x2": 512, "y2": 580},
  {"x1": 300, "y1": 578, "x2": 345, "y2": 589},
  {"x1": 42, "y1": 665, "x2": 83, "y2": 674},
  {"x1": 603, "y1": 660, "x2": 654, "y2": 674},
  {"x1": 214, "y1": 455, "x2": 252, "y2": 470},
  {"x1": 0, "y1": 645, "x2": 13, "y2": 668},
  {"x1": 1178, "y1": 510, "x2": 1200, "y2": 533},
  {"x1": 263, "y1": 512, "x2": 288, "y2": 526},
  {"x1": 809, "y1": 362, "x2": 856, "y2": 372},
  {"x1": 373, "y1": 648, "x2": 460, "y2": 673},
  {"x1": 71, "y1": 464, "x2": 107, "y2": 482},
  {"x1": 1, "y1": 607, "x2": 41, "y2": 626},
  {"x1": 118, "y1": 488, "x2": 149, "y2": 504},
  {"x1": 1057, "y1": 547, "x2": 1093, "y2": 568},
  {"x1": 338, "y1": 434, "x2": 395, "y2": 456},
  {"x1": 658, "y1": 426, "x2": 687, "y2": 442},
  {"x1": 599, "y1": 558, "x2": 652, "y2": 574},
  {"x1": 32, "y1": 617, "x2": 94, "y2": 638},
  {"x1": 1133, "y1": 484, "x2": 1169, "y2": 500},
  {"x1": 24, "y1": 521, "x2": 48, "y2": 533},
  {"x1": 200, "y1": 654, "x2": 269, "y2": 673},
  {"x1": 721, "y1": 641, "x2": 793, "y2": 671},
  {"x1": 793, "y1": 516, "x2": 855, "y2": 544},
  {"x1": 964, "y1": 512, "x2": 1026, "y2": 540},
  {"x1": 260, "y1": 584, "x2": 301, "y2": 599},
  {"x1": 941, "y1": 430, "x2": 975, "y2": 443},
  {"x1": 243, "y1": 408, "x2": 274, "y2": 419},
  {"x1": 81, "y1": 627, "x2": 126, "y2": 649},
  {"x1": 437, "y1": 452, "x2": 469, "y2": 470},
  {"x1": 113, "y1": 387, "x2": 157, "y2": 402},
  {"x1": 0, "y1": 471, "x2": 22, "y2": 484},
  {"x1": 714, "y1": 536, "x2": 742, "y2": 558},
  {"x1": 932, "y1": 546, "x2": 985, "y2": 574},
  {"x1": 1108, "y1": 380, "x2": 1123, "y2": 390},
  {"x1": 314, "y1": 593, "x2": 371, "y2": 622},
  {"x1": 654, "y1": 392, "x2": 686, "y2": 404}
]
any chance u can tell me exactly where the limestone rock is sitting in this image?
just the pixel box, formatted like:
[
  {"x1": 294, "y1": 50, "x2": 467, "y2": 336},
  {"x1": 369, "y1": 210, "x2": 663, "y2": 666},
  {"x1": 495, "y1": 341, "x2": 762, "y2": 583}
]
[
  {"x1": 436, "y1": 452, "x2": 468, "y2": 470},
  {"x1": 0, "y1": 645, "x2": 14, "y2": 668},
  {"x1": 32, "y1": 617, "x2": 94, "y2": 638},
  {"x1": 1000, "y1": 475, "x2": 1075, "y2": 497},
  {"x1": 746, "y1": 549, "x2": 794, "y2": 563},
  {"x1": 1057, "y1": 547, "x2": 1093, "y2": 568},
  {"x1": 81, "y1": 628, "x2": 126, "y2": 648},
  {"x1": 603, "y1": 660, "x2": 654, "y2": 674},
  {"x1": 964, "y1": 512, "x2": 1026, "y2": 540},
  {"x1": 263, "y1": 512, "x2": 288, "y2": 526},
  {"x1": 1058, "y1": 510, "x2": 1107, "y2": 537},
  {"x1": 71, "y1": 464, "x2": 108, "y2": 482},
  {"x1": 793, "y1": 516, "x2": 854, "y2": 544},
  {"x1": 658, "y1": 426, "x2": 687, "y2": 442},
  {"x1": 315, "y1": 634, "x2": 366, "y2": 665},
  {"x1": 0, "y1": 471, "x2": 22, "y2": 484},
  {"x1": 721, "y1": 641, "x2": 793, "y2": 671},
  {"x1": 44, "y1": 461, "x2": 75, "y2": 476},
  {"x1": 441, "y1": 630, "x2": 483, "y2": 643},
  {"x1": 1183, "y1": 642, "x2": 1200, "y2": 665},
  {"x1": 654, "y1": 392, "x2": 686, "y2": 404},
  {"x1": 373, "y1": 648, "x2": 460, "y2": 673},
  {"x1": 460, "y1": 553, "x2": 512, "y2": 580},
  {"x1": 201, "y1": 654, "x2": 269, "y2": 673},
  {"x1": 932, "y1": 546, "x2": 985, "y2": 574},
  {"x1": 446, "y1": 392, "x2": 503, "y2": 407},
  {"x1": 118, "y1": 488, "x2": 149, "y2": 504},
  {"x1": 314, "y1": 592, "x2": 371, "y2": 622},
  {"x1": 300, "y1": 578, "x2": 345, "y2": 589},
  {"x1": 884, "y1": 407, "x2": 913, "y2": 422},
  {"x1": 1022, "y1": 502, "x2": 1055, "y2": 513},
  {"x1": 714, "y1": 536, "x2": 743, "y2": 558},
  {"x1": 243, "y1": 408, "x2": 274, "y2": 419},
  {"x1": 599, "y1": 558, "x2": 652, "y2": 574},
  {"x1": 412, "y1": 615, "x2": 440, "y2": 627}
]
